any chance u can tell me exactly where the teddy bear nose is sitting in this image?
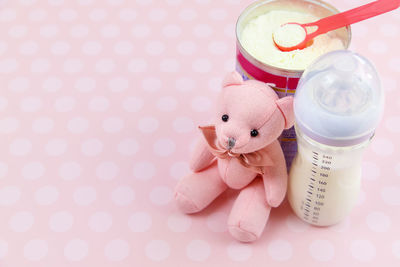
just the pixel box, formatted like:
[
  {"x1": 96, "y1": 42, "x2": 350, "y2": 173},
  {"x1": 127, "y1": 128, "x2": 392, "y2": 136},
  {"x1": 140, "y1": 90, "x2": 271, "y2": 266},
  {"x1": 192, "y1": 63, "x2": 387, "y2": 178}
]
[{"x1": 227, "y1": 137, "x2": 236, "y2": 150}]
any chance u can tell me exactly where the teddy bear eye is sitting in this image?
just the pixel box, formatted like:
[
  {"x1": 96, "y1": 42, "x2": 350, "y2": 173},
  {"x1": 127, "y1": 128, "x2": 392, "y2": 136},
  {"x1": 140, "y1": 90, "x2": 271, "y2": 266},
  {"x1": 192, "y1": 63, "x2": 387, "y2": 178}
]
[
  {"x1": 250, "y1": 129, "x2": 259, "y2": 137},
  {"x1": 221, "y1": 114, "x2": 229, "y2": 122}
]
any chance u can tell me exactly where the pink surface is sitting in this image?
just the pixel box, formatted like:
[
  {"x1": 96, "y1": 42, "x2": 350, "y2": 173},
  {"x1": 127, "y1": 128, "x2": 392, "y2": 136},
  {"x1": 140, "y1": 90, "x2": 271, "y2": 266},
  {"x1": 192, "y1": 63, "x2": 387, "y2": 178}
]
[{"x1": 0, "y1": 0, "x2": 399, "y2": 266}]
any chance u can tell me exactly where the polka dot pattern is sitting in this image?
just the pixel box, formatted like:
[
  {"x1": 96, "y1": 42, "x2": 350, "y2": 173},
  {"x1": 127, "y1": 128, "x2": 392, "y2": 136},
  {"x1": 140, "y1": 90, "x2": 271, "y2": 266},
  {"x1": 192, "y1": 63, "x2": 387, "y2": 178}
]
[{"x1": 0, "y1": 0, "x2": 398, "y2": 266}]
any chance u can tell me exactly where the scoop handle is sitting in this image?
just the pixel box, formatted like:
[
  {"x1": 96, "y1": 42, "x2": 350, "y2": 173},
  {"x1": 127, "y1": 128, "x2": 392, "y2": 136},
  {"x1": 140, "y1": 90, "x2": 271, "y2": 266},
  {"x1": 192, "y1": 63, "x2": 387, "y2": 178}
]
[{"x1": 304, "y1": 0, "x2": 400, "y2": 39}]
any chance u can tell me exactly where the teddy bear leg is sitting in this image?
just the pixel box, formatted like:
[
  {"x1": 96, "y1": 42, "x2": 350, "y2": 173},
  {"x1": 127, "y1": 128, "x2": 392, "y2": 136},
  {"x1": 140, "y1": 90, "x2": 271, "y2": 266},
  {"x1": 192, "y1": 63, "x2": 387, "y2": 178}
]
[
  {"x1": 174, "y1": 161, "x2": 227, "y2": 214},
  {"x1": 228, "y1": 178, "x2": 271, "y2": 242}
]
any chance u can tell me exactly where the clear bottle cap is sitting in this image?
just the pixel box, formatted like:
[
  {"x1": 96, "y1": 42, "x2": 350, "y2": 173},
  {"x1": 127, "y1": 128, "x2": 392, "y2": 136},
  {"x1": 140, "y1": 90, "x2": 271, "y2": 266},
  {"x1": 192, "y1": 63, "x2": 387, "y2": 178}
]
[{"x1": 294, "y1": 50, "x2": 384, "y2": 147}]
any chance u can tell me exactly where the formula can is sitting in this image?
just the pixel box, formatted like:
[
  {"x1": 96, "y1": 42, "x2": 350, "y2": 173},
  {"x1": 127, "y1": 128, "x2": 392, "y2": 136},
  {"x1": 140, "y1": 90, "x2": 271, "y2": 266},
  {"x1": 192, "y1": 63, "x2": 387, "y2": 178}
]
[{"x1": 235, "y1": 0, "x2": 351, "y2": 170}]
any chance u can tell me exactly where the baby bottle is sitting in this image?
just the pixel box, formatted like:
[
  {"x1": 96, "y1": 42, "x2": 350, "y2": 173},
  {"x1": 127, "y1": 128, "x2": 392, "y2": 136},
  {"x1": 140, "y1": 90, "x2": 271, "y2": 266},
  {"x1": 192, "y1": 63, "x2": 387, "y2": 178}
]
[{"x1": 288, "y1": 50, "x2": 384, "y2": 226}]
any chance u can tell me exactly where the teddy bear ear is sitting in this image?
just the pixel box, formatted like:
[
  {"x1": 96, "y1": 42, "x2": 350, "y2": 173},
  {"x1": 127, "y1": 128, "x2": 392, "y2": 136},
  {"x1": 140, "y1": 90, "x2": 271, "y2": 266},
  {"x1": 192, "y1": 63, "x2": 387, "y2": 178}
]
[
  {"x1": 222, "y1": 71, "x2": 243, "y2": 87},
  {"x1": 276, "y1": 96, "x2": 295, "y2": 130}
]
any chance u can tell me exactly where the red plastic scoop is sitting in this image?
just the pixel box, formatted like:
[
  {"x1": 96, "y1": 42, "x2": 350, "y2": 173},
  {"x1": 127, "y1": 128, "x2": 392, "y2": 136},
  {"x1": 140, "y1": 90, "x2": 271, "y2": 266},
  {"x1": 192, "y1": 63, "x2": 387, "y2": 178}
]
[{"x1": 273, "y1": 0, "x2": 400, "y2": 52}]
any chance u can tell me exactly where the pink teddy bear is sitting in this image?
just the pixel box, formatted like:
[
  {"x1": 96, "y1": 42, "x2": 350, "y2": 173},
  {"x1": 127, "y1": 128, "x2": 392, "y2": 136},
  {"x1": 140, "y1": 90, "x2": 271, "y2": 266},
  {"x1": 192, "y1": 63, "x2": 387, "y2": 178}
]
[{"x1": 174, "y1": 71, "x2": 294, "y2": 242}]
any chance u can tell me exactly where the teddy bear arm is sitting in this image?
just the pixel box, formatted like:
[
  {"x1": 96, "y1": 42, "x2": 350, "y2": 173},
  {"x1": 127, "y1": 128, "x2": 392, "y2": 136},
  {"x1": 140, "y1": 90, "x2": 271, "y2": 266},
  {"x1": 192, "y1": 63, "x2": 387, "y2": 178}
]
[
  {"x1": 189, "y1": 138, "x2": 215, "y2": 172},
  {"x1": 262, "y1": 162, "x2": 288, "y2": 208}
]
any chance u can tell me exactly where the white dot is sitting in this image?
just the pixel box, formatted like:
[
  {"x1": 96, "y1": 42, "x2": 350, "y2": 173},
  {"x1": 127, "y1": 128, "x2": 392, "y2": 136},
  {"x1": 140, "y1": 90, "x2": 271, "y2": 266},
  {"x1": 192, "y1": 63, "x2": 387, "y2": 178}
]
[
  {"x1": 370, "y1": 138, "x2": 394, "y2": 156},
  {"x1": 59, "y1": 8, "x2": 77, "y2": 21},
  {"x1": 0, "y1": 186, "x2": 20, "y2": 206},
  {"x1": 165, "y1": 0, "x2": 182, "y2": 5},
  {"x1": 51, "y1": 41, "x2": 70, "y2": 55},
  {"x1": 267, "y1": 240, "x2": 292, "y2": 261},
  {"x1": 381, "y1": 75, "x2": 398, "y2": 92},
  {"x1": 70, "y1": 24, "x2": 89, "y2": 38},
  {"x1": 105, "y1": 239, "x2": 130, "y2": 261},
  {"x1": 132, "y1": 24, "x2": 151, "y2": 38},
  {"x1": 89, "y1": 96, "x2": 109, "y2": 111},
  {"x1": 133, "y1": 161, "x2": 156, "y2": 180},
  {"x1": 0, "y1": 97, "x2": 7, "y2": 111},
  {"x1": 64, "y1": 58, "x2": 84, "y2": 73},
  {"x1": 19, "y1": 41, "x2": 38, "y2": 55},
  {"x1": 146, "y1": 41, "x2": 165, "y2": 55},
  {"x1": 381, "y1": 186, "x2": 400, "y2": 205},
  {"x1": 206, "y1": 212, "x2": 228, "y2": 232},
  {"x1": 136, "y1": 0, "x2": 152, "y2": 5},
  {"x1": 194, "y1": 24, "x2": 213, "y2": 38},
  {"x1": 59, "y1": 162, "x2": 81, "y2": 180},
  {"x1": 9, "y1": 25, "x2": 27, "y2": 38},
  {"x1": 117, "y1": 138, "x2": 139, "y2": 156},
  {"x1": 22, "y1": 162, "x2": 45, "y2": 180},
  {"x1": 191, "y1": 96, "x2": 212, "y2": 112},
  {"x1": 96, "y1": 59, "x2": 115, "y2": 73},
  {"x1": 395, "y1": 163, "x2": 400, "y2": 176},
  {"x1": 128, "y1": 212, "x2": 152, "y2": 232},
  {"x1": 9, "y1": 211, "x2": 34, "y2": 232},
  {"x1": 224, "y1": 22, "x2": 236, "y2": 38},
  {"x1": 64, "y1": 239, "x2": 88, "y2": 262},
  {"x1": 96, "y1": 162, "x2": 119, "y2": 181},
  {"x1": 35, "y1": 186, "x2": 59, "y2": 205},
  {"x1": 40, "y1": 24, "x2": 59, "y2": 38},
  {"x1": 138, "y1": 117, "x2": 159, "y2": 133},
  {"x1": 179, "y1": 8, "x2": 197, "y2": 20},
  {"x1": 148, "y1": 8, "x2": 167, "y2": 21},
  {"x1": 368, "y1": 40, "x2": 388, "y2": 54},
  {"x1": 0, "y1": 117, "x2": 19, "y2": 133},
  {"x1": 9, "y1": 138, "x2": 32, "y2": 156},
  {"x1": 173, "y1": 117, "x2": 194, "y2": 133},
  {"x1": 48, "y1": 0, "x2": 64, "y2": 6},
  {"x1": 75, "y1": 77, "x2": 96, "y2": 92},
  {"x1": 153, "y1": 138, "x2": 176, "y2": 156},
  {"x1": 366, "y1": 211, "x2": 391, "y2": 232},
  {"x1": 67, "y1": 117, "x2": 89, "y2": 134},
  {"x1": 175, "y1": 77, "x2": 195, "y2": 92},
  {"x1": 186, "y1": 240, "x2": 210, "y2": 261},
  {"x1": 141, "y1": 77, "x2": 161, "y2": 92},
  {"x1": 31, "y1": 58, "x2": 51, "y2": 73},
  {"x1": 392, "y1": 240, "x2": 400, "y2": 259},
  {"x1": 74, "y1": 186, "x2": 97, "y2": 206},
  {"x1": 45, "y1": 138, "x2": 67, "y2": 156},
  {"x1": 0, "y1": 162, "x2": 8, "y2": 179},
  {"x1": 146, "y1": 240, "x2": 170, "y2": 261},
  {"x1": 101, "y1": 24, "x2": 120, "y2": 38},
  {"x1": 309, "y1": 240, "x2": 335, "y2": 261},
  {"x1": 208, "y1": 8, "x2": 227, "y2": 20},
  {"x1": 90, "y1": 8, "x2": 108, "y2": 21},
  {"x1": 0, "y1": 58, "x2": 18, "y2": 73},
  {"x1": 208, "y1": 41, "x2": 227, "y2": 55},
  {"x1": 350, "y1": 240, "x2": 375, "y2": 262},
  {"x1": 8, "y1": 76, "x2": 29, "y2": 92},
  {"x1": 29, "y1": 8, "x2": 47, "y2": 21},
  {"x1": 21, "y1": 97, "x2": 42, "y2": 112},
  {"x1": 32, "y1": 117, "x2": 54, "y2": 134},
  {"x1": 102, "y1": 117, "x2": 124, "y2": 133},
  {"x1": 114, "y1": 41, "x2": 133, "y2": 55},
  {"x1": 43, "y1": 76, "x2": 62, "y2": 92},
  {"x1": 389, "y1": 57, "x2": 400, "y2": 72},
  {"x1": 0, "y1": 8, "x2": 16, "y2": 22},
  {"x1": 77, "y1": 0, "x2": 93, "y2": 5},
  {"x1": 119, "y1": 8, "x2": 136, "y2": 21},
  {"x1": 163, "y1": 24, "x2": 181, "y2": 38},
  {"x1": 111, "y1": 186, "x2": 135, "y2": 206},
  {"x1": 167, "y1": 213, "x2": 192, "y2": 233},
  {"x1": 385, "y1": 116, "x2": 400, "y2": 133},
  {"x1": 123, "y1": 97, "x2": 143, "y2": 112},
  {"x1": 49, "y1": 211, "x2": 74, "y2": 232},
  {"x1": 81, "y1": 139, "x2": 103, "y2": 156},
  {"x1": 379, "y1": 23, "x2": 399, "y2": 37},
  {"x1": 225, "y1": 58, "x2": 235, "y2": 71},
  {"x1": 0, "y1": 42, "x2": 7, "y2": 55},
  {"x1": 177, "y1": 41, "x2": 197, "y2": 55},
  {"x1": 24, "y1": 239, "x2": 48, "y2": 261},
  {"x1": 149, "y1": 186, "x2": 173, "y2": 205},
  {"x1": 88, "y1": 212, "x2": 112, "y2": 232},
  {"x1": 128, "y1": 58, "x2": 148, "y2": 73},
  {"x1": 331, "y1": 217, "x2": 351, "y2": 233},
  {"x1": 108, "y1": 76, "x2": 129, "y2": 92},
  {"x1": 156, "y1": 96, "x2": 178, "y2": 112},
  {"x1": 285, "y1": 213, "x2": 310, "y2": 233},
  {"x1": 0, "y1": 240, "x2": 7, "y2": 259},
  {"x1": 362, "y1": 161, "x2": 380, "y2": 180},
  {"x1": 226, "y1": 242, "x2": 252, "y2": 261},
  {"x1": 170, "y1": 161, "x2": 189, "y2": 180},
  {"x1": 351, "y1": 23, "x2": 368, "y2": 38}
]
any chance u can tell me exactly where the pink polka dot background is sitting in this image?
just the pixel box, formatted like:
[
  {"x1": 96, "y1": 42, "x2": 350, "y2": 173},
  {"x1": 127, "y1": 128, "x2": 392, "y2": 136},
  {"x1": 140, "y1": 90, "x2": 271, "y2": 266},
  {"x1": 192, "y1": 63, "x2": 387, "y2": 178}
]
[{"x1": 0, "y1": 0, "x2": 399, "y2": 266}]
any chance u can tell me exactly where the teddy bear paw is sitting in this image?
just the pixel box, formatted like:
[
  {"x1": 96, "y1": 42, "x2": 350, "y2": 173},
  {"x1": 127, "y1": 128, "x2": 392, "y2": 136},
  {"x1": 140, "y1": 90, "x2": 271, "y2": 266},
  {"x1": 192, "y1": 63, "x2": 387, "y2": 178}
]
[
  {"x1": 228, "y1": 224, "x2": 259, "y2": 243},
  {"x1": 174, "y1": 192, "x2": 200, "y2": 214}
]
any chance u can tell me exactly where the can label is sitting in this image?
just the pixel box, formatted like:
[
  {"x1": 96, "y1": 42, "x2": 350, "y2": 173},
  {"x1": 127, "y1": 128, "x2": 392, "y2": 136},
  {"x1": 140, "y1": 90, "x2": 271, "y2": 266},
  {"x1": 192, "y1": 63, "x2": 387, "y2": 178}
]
[{"x1": 236, "y1": 48, "x2": 299, "y2": 170}]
